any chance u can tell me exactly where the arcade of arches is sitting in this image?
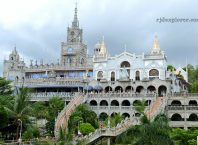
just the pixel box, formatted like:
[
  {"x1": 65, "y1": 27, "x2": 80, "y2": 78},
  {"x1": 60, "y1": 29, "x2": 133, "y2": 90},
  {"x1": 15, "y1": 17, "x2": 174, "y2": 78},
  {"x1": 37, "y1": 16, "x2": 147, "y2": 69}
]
[{"x1": 102, "y1": 85, "x2": 167, "y2": 95}]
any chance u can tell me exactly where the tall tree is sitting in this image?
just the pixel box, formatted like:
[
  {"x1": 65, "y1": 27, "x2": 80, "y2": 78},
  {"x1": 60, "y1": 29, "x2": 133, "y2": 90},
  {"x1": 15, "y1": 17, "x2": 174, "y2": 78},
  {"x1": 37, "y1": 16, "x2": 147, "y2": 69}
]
[
  {"x1": 115, "y1": 101, "x2": 174, "y2": 145},
  {"x1": 4, "y1": 87, "x2": 32, "y2": 139}
]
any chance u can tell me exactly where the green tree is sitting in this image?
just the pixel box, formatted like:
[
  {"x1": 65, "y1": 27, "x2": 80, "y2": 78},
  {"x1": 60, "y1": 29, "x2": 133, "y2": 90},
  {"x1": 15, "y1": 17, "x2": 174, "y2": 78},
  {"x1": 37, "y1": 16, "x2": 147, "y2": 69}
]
[
  {"x1": 79, "y1": 123, "x2": 95, "y2": 135},
  {"x1": 167, "y1": 65, "x2": 176, "y2": 71},
  {"x1": 68, "y1": 104, "x2": 99, "y2": 134},
  {"x1": 22, "y1": 125, "x2": 40, "y2": 140},
  {"x1": 171, "y1": 128, "x2": 198, "y2": 145},
  {"x1": 4, "y1": 87, "x2": 32, "y2": 139},
  {"x1": 191, "y1": 80, "x2": 198, "y2": 93},
  {"x1": 115, "y1": 100, "x2": 174, "y2": 145},
  {"x1": 46, "y1": 96, "x2": 64, "y2": 136}
]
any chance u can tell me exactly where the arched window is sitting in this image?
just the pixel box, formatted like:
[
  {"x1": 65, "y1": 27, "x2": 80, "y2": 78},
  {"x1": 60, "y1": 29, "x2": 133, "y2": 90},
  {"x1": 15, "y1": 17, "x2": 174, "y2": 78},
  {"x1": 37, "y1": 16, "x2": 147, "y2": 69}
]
[
  {"x1": 149, "y1": 69, "x2": 159, "y2": 78},
  {"x1": 120, "y1": 61, "x2": 130, "y2": 68},
  {"x1": 135, "y1": 71, "x2": 140, "y2": 81},
  {"x1": 97, "y1": 71, "x2": 103, "y2": 81},
  {"x1": 120, "y1": 61, "x2": 130, "y2": 79},
  {"x1": 111, "y1": 71, "x2": 115, "y2": 82}
]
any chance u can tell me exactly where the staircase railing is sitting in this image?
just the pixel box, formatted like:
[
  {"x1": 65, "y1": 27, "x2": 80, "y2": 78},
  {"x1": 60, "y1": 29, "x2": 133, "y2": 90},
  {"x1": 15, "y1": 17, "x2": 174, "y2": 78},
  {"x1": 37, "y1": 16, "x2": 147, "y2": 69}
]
[{"x1": 54, "y1": 92, "x2": 85, "y2": 138}]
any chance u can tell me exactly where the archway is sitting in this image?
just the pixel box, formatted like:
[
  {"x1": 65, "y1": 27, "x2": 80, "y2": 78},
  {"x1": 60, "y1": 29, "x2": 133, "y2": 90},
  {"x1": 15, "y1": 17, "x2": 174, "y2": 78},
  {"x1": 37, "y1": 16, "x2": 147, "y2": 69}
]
[
  {"x1": 189, "y1": 100, "x2": 197, "y2": 106},
  {"x1": 105, "y1": 86, "x2": 112, "y2": 93},
  {"x1": 99, "y1": 112, "x2": 108, "y2": 121},
  {"x1": 122, "y1": 100, "x2": 130, "y2": 106},
  {"x1": 90, "y1": 100, "x2": 97, "y2": 106},
  {"x1": 111, "y1": 112, "x2": 118, "y2": 117},
  {"x1": 122, "y1": 113, "x2": 130, "y2": 118},
  {"x1": 147, "y1": 85, "x2": 156, "y2": 93},
  {"x1": 188, "y1": 114, "x2": 198, "y2": 121},
  {"x1": 125, "y1": 86, "x2": 133, "y2": 92},
  {"x1": 133, "y1": 100, "x2": 141, "y2": 106},
  {"x1": 115, "y1": 86, "x2": 123, "y2": 92},
  {"x1": 100, "y1": 100, "x2": 108, "y2": 106},
  {"x1": 158, "y1": 85, "x2": 167, "y2": 97},
  {"x1": 171, "y1": 100, "x2": 182, "y2": 106},
  {"x1": 136, "y1": 86, "x2": 144, "y2": 93},
  {"x1": 171, "y1": 113, "x2": 183, "y2": 121},
  {"x1": 111, "y1": 100, "x2": 119, "y2": 106}
]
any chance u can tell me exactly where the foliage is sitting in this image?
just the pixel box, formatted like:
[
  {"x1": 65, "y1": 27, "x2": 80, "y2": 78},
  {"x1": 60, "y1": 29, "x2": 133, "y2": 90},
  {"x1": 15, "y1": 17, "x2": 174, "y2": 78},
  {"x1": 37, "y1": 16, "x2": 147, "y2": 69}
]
[
  {"x1": 115, "y1": 100, "x2": 174, "y2": 145},
  {"x1": 79, "y1": 123, "x2": 95, "y2": 135},
  {"x1": 45, "y1": 96, "x2": 64, "y2": 136},
  {"x1": 4, "y1": 86, "x2": 32, "y2": 139},
  {"x1": 171, "y1": 128, "x2": 198, "y2": 145},
  {"x1": 57, "y1": 127, "x2": 73, "y2": 145},
  {"x1": 167, "y1": 65, "x2": 176, "y2": 71},
  {"x1": 32, "y1": 102, "x2": 47, "y2": 119},
  {"x1": 22, "y1": 125, "x2": 40, "y2": 140},
  {"x1": 190, "y1": 80, "x2": 198, "y2": 93},
  {"x1": 105, "y1": 113, "x2": 123, "y2": 128},
  {"x1": 68, "y1": 104, "x2": 99, "y2": 134}
]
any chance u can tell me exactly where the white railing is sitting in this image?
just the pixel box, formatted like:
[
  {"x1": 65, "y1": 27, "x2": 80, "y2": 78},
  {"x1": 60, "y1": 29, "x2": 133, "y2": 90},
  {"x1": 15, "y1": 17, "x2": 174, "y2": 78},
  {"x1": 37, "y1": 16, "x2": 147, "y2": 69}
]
[
  {"x1": 167, "y1": 93, "x2": 198, "y2": 97},
  {"x1": 87, "y1": 92, "x2": 156, "y2": 98},
  {"x1": 29, "y1": 92, "x2": 75, "y2": 101}
]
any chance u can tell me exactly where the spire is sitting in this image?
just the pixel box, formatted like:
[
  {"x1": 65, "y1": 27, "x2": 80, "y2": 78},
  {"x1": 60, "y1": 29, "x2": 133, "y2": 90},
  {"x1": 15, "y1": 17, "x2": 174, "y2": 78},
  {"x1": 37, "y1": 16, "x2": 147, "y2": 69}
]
[
  {"x1": 72, "y1": 2, "x2": 79, "y2": 27},
  {"x1": 152, "y1": 35, "x2": 160, "y2": 49},
  {"x1": 151, "y1": 34, "x2": 161, "y2": 54}
]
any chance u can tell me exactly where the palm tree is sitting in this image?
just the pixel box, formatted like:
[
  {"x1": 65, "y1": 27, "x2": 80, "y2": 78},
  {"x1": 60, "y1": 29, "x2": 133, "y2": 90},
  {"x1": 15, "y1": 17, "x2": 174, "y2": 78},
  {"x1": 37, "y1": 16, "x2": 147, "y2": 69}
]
[
  {"x1": 4, "y1": 87, "x2": 32, "y2": 139},
  {"x1": 115, "y1": 100, "x2": 174, "y2": 145}
]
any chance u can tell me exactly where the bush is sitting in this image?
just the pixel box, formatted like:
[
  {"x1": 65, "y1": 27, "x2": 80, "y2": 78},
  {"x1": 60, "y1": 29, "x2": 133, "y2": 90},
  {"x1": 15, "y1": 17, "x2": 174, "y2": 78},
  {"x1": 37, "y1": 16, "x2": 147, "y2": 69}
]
[
  {"x1": 22, "y1": 126, "x2": 40, "y2": 140},
  {"x1": 79, "y1": 123, "x2": 95, "y2": 135}
]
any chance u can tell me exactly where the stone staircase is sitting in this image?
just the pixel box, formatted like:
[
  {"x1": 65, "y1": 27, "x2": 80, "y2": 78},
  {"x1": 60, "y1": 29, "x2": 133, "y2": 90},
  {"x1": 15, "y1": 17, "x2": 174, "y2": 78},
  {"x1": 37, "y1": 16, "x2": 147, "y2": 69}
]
[
  {"x1": 54, "y1": 92, "x2": 85, "y2": 138},
  {"x1": 75, "y1": 97, "x2": 166, "y2": 144},
  {"x1": 145, "y1": 97, "x2": 165, "y2": 120},
  {"x1": 75, "y1": 117, "x2": 139, "y2": 144}
]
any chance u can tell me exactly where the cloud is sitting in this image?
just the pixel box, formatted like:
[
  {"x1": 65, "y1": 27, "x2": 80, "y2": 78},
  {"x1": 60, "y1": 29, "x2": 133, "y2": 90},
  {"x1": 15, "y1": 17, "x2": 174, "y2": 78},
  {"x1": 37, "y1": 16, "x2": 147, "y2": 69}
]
[{"x1": 0, "y1": 0, "x2": 198, "y2": 76}]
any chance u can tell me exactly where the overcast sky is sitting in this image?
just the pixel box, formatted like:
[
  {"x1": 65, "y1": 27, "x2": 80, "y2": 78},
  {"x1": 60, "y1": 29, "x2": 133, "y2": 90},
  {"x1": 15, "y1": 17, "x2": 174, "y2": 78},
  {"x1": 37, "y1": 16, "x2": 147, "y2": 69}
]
[{"x1": 0, "y1": 0, "x2": 198, "y2": 76}]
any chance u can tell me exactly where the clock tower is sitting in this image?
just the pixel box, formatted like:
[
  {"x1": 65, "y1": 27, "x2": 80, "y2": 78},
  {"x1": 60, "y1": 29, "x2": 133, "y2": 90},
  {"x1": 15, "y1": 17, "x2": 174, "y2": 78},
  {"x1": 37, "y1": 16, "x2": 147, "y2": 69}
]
[{"x1": 60, "y1": 4, "x2": 87, "y2": 66}]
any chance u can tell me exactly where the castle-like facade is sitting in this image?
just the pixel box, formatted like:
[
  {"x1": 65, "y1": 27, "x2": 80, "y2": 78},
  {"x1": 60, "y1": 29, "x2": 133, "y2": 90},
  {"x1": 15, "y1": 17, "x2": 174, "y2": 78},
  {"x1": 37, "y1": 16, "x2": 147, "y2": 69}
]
[{"x1": 3, "y1": 5, "x2": 198, "y2": 130}]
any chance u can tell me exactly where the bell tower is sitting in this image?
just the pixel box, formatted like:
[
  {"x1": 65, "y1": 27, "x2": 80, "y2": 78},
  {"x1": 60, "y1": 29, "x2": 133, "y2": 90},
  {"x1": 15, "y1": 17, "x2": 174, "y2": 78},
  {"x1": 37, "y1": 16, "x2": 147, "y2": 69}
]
[{"x1": 60, "y1": 4, "x2": 87, "y2": 66}]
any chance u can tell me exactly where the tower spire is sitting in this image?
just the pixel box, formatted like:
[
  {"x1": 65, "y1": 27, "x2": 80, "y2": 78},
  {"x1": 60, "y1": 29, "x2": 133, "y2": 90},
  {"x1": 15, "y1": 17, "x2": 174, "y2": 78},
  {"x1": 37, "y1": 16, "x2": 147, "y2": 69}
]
[
  {"x1": 151, "y1": 34, "x2": 161, "y2": 54},
  {"x1": 72, "y1": 2, "x2": 79, "y2": 27},
  {"x1": 153, "y1": 35, "x2": 160, "y2": 49}
]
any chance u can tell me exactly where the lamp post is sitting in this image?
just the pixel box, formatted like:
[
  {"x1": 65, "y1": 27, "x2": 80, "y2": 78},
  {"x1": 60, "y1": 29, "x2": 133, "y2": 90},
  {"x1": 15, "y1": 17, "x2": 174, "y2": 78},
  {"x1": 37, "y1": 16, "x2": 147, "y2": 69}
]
[{"x1": 18, "y1": 119, "x2": 22, "y2": 144}]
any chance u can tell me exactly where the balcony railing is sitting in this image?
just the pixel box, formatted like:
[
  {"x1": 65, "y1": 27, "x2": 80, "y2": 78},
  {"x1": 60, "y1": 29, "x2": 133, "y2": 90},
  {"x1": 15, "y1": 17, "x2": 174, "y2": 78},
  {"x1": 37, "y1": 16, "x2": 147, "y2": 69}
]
[
  {"x1": 166, "y1": 105, "x2": 198, "y2": 110},
  {"x1": 29, "y1": 92, "x2": 75, "y2": 101},
  {"x1": 87, "y1": 92, "x2": 156, "y2": 98}
]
